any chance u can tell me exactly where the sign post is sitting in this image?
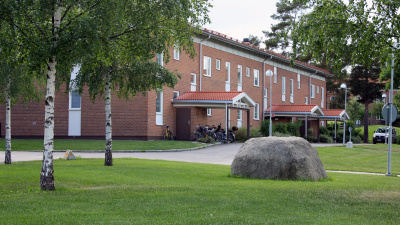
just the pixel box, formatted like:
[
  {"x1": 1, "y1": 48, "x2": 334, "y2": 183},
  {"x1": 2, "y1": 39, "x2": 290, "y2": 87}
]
[{"x1": 382, "y1": 103, "x2": 398, "y2": 176}]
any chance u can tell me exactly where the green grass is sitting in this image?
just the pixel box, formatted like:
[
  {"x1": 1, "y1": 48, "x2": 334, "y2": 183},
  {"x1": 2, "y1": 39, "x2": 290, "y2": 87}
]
[
  {"x1": 0, "y1": 139, "x2": 205, "y2": 151},
  {"x1": 1, "y1": 158, "x2": 400, "y2": 224},
  {"x1": 317, "y1": 144, "x2": 400, "y2": 174}
]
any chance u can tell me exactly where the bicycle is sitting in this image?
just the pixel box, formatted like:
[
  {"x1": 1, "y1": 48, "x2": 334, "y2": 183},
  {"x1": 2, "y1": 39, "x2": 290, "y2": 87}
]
[{"x1": 163, "y1": 125, "x2": 174, "y2": 140}]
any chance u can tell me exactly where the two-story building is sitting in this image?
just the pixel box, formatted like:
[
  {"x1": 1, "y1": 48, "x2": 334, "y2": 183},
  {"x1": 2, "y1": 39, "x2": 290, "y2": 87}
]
[{"x1": 0, "y1": 28, "x2": 336, "y2": 140}]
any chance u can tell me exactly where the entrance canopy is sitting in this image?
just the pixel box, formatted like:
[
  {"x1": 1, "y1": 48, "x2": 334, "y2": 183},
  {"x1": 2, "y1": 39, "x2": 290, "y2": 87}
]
[
  {"x1": 320, "y1": 109, "x2": 349, "y2": 121},
  {"x1": 172, "y1": 91, "x2": 255, "y2": 109},
  {"x1": 264, "y1": 104, "x2": 324, "y2": 118}
]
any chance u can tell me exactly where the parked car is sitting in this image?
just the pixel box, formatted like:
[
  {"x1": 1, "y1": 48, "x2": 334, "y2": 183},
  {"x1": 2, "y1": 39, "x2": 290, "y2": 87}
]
[{"x1": 372, "y1": 127, "x2": 397, "y2": 144}]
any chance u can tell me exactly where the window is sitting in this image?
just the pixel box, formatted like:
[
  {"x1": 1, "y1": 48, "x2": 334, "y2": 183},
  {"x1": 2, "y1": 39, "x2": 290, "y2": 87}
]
[
  {"x1": 290, "y1": 79, "x2": 294, "y2": 103},
  {"x1": 282, "y1": 77, "x2": 286, "y2": 102},
  {"x1": 274, "y1": 66, "x2": 277, "y2": 83},
  {"x1": 321, "y1": 87, "x2": 325, "y2": 108},
  {"x1": 216, "y1": 59, "x2": 221, "y2": 70},
  {"x1": 311, "y1": 85, "x2": 315, "y2": 98},
  {"x1": 253, "y1": 103, "x2": 259, "y2": 120},
  {"x1": 237, "y1": 110, "x2": 242, "y2": 120},
  {"x1": 156, "y1": 91, "x2": 163, "y2": 125},
  {"x1": 173, "y1": 46, "x2": 180, "y2": 60},
  {"x1": 297, "y1": 74, "x2": 301, "y2": 89},
  {"x1": 238, "y1": 65, "x2": 243, "y2": 91},
  {"x1": 203, "y1": 56, "x2": 212, "y2": 77},
  {"x1": 305, "y1": 97, "x2": 308, "y2": 104},
  {"x1": 317, "y1": 86, "x2": 319, "y2": 94},
  {"x1": 157, "y1": 53, "x2": 163, "y2": 66},
  {"x1": 173, "y1": 91, "x2": 179, "y2": 99},
  {"x1": 207, "y1": 108, "x2": 212, "y2": 116},
  {"x1": 70, "y1": 90, "x2": 81, "y2": 109},
  {"x1": 191, "y1": 73, "x2": 196, "y2": 85},
  {"x1": 226, "y1": 62, "x2": 231, "y2": 82},
  {"x1": 330, "y1": 96, "x2": 336, "y2": 101},
  {"x1": 246, "y1": 67, "x2": 250, "y2": 77},
  {"x1": 253, "y1": 69, "x2": 259, "y2": 87}
]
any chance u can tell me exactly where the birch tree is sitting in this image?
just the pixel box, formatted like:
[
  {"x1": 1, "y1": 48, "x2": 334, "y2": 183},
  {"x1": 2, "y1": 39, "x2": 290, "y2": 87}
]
[{"x1": 0, "y1": 0, "x2": 210, "y2": 189}]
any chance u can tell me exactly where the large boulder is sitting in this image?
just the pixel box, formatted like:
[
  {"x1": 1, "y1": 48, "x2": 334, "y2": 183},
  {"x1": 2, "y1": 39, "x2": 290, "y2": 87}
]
[{"x1": 231, "y1": 137, "x2": 327, "y2": 181}]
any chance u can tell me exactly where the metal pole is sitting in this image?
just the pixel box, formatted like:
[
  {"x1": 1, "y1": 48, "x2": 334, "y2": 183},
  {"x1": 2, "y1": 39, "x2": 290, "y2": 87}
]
[
  {"x1": 387, "y1": 52, "x2": 394, "y2": 176},
  {"x1": 343, "y1": 88, "x2": 347, "y2": 145},
  {"x1": 269, "y1": 74, "x2": 272, "y2": 136}
]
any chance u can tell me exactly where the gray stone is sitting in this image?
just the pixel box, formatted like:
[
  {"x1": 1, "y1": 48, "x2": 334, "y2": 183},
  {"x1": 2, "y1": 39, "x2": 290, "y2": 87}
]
[
  {"x1": 346, "y1": 142, "x2": 353, "y2": 148},
  {"x1": 231, "y1": 137, "x2": 327, "y2": 181},
  {"x1": 64, "y1": 150, "x2": 76, "y2": 160}
]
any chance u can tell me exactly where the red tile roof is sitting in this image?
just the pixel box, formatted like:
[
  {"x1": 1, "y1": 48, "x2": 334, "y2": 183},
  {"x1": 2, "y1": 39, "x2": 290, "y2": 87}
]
[
  {"x1": 175, "y1": 91, "x2": 243, "y2": 101},
  {"x1": 202, "y1": 28, "x2": 332, "y2": 75},
  {"x1": 265, "y1": 105, "x2": 319, "y2": 112},
  {"x1": 322, "y1": 109, "x2": 345, "y2": 117}
]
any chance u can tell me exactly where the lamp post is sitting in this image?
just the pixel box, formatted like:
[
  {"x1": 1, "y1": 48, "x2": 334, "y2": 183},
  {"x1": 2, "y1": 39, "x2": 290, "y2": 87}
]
[
  {"x1": 382, "y1": 93, "x2": 387, "y2": 144},
  {"x1": 266, "y1": 69, "x2": 273, "y2": 136},
  {"x1": 340, "y1": 83, "x2": 347, "y2": 145}
]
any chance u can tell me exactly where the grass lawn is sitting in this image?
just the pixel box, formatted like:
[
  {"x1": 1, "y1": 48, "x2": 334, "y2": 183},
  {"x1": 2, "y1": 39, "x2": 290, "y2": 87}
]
[
  {"x1": 0, "y1": 139, "x2": 205, "y2": 151},
  {"x1": 317, "y1": 144, "x2": 400, "y2": 174},
  {"x1": 1, "y1": 158, "x2": 399, "y2": 224}
]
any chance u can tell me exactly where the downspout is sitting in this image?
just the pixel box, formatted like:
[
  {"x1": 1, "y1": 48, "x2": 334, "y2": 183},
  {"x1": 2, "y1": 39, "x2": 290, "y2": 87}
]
[
  {"x1": 262, "y1": 56, "x2": 273, "y2": 121},
  {"x1": 199, "y1": 34, "x2": 211, "y2": 91}
]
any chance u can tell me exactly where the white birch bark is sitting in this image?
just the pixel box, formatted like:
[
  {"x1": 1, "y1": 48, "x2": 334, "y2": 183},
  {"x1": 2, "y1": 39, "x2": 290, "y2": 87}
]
[
  {"x1": 104, "y1": 72, "x2": 113, "y2": 166},
  {"x1": 4, "y1": 74, "x2": 11, "y2": 164},
  {"x1": 40, "y1": 6, "x2": 62, "y2": 190}
]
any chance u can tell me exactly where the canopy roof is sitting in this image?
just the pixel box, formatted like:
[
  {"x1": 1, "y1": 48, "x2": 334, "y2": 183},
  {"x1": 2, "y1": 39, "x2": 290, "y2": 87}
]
[
  {"x1": 320, "y1": 109, "x2": 350, "y2": 121},
  {"x1": 264, "y1": 105, "x2": 324, "y2": 118},
  {"x1": 172, "y1": 91, "x2": 255, "y2": 109}
]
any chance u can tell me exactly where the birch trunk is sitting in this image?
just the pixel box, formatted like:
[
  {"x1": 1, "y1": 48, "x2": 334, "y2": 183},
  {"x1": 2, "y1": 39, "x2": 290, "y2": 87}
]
[
  {"x1": 4, "y1": 75, "x2": 11, "y2": 164},
  {"x1": 105, "y1": 72, "x2": 113, "y2": 166},
  {"x1": 40, "y1": 6, "x2": 62, "y2": 190}
]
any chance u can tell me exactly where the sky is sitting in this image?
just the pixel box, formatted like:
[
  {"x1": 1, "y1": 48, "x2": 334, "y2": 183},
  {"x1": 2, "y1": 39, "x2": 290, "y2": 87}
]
[{"x1": 205, "y1": 0, "x2": 280, "y2": 45}]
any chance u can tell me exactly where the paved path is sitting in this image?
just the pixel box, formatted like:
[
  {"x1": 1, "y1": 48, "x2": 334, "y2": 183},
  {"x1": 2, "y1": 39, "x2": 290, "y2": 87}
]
[{"x1": 2, "y1": 143, "x2": 397, "y2": 177}]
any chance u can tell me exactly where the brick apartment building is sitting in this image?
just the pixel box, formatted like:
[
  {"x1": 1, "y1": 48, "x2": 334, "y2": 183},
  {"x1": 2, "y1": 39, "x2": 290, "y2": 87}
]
[{"x1": 0, "y1": 29, "x2": 336, "y2": 140}]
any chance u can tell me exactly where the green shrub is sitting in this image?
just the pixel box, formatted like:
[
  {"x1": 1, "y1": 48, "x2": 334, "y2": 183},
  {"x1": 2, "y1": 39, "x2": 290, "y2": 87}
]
[
  {"x1": 351, "y1": 136, "x2": 362, "y2": 144},
  {"x1": 260, "y1": 120, "x2": 270, "y2": 136},
  {"x1": 287, "y1": 121, "x2": 302, "y2": 137},
  {"x1": 307, "y1": 135, "x2": 317, "y2": 143},
  {"x1": 319, "y1": 126, "x2": 330, "y2": 136},
  {"x1": 274, "y1": 122, "x2": 288, "y2": 134},
  {"x1": 272, "y1": 132, "x2": 293, "y2": 137},
  {"x1": 319, "y1": 134, "x2": 333, "y2": 143},
  {"x1": 198, "y1": 136, "x2": 214, "y2": 143},
  {"x1": 396, "y1": 136, "x2": 400, "y2": 145},
  {"x1": 235, "y1": 127, "x2": 263, "y2": 142},
  {"x1": 307, "y1": 128, "x2": 314, "y2": 136}
]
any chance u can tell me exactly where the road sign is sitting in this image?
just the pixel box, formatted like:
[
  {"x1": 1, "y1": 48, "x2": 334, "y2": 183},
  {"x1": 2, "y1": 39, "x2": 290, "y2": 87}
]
[{"x1": 382, "y1": 103, "x2": 398, "y2": 123}]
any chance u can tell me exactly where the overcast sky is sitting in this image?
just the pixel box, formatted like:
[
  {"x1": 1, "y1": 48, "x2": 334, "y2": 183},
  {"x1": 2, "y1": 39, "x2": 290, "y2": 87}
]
[{"x1": 205, "y1": 0, "x2": 280, "y2": 44}]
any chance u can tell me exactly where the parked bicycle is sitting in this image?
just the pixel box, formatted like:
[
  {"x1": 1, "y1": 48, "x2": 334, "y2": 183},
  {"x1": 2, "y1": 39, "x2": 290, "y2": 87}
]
[{"x1": 163, "y1": 124, "x2": 174, "y2": 140}]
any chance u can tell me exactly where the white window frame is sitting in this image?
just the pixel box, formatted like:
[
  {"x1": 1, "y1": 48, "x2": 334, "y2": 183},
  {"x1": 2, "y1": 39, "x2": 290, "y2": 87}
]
[
  {"x1": 238, "y1": 65, "x2": 243, "y2": 91},
  {"x1": 253, "y1": 69, "x2": 260, "y2": 87},
  {"x1": 246, "y1": 67, "x2": 250, "y2": 77},
  {"x1": 321, "y1": 87, "x2": 325, "y2": 108},
  {"x1": 290, "y1": 79, "x2": 294, "y2": 103},
  {"x1": 191, "y1": 73, "x2": 196, "y2": 85},
  {"x1": 216, "y1": 59, "x2": 221, "y2": 70},
  {"x1": 282, "y1": 77, "x2": 286, "y2": 102},
  {"x1": 173, "y1": 46, "x2": 180, "y2": 60},
  {"x1": 317, "y1": 86, "x2": 319, "y2": 94},
  {"x1": 305, "y1": 97, "x2": 308, "y2": 104},
  {"x1": 173, "y1": 91, "x2": 179, "y2": 99},
  {"x1": 297, "y1": 74, "x2": 301, "y2": 89},
  {"x1": 157, "y1": 53, "x2": 163, "y2": 66},
  {"x1": 156, "y1": 90, "x2": 163, "y2": 125},
  {"x1": 274, "y1": 66, "x2": 277, "y2": 84},
  {"x1": 69, "y1": 90, "x2": 81, "y2": 110},
  {"x1": 226, "y1": 62, "x2": 231, "y2": 83},
  {"x1": 253, "y1": 103, "x2": 260, "y2": 120},
  {"x1": 207, "y1": 108, "x2": 212, "y2": 116},
  {"x1": 311, "y1": 85, "x2": 315, "y2": 98},
  {"x1": 203, "y1": 56, "x2": 212, "y2": 77}
]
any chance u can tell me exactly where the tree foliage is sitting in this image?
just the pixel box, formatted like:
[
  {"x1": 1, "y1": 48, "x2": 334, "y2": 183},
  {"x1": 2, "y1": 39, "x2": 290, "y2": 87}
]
[
  {"x1": 292, "y1": 0, "x2": 400, "y2": 73},
  {"x1": 346, "y1": 97, "x2": 364, "y2": 124}
]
